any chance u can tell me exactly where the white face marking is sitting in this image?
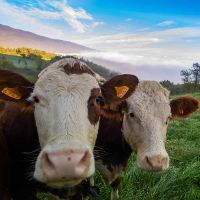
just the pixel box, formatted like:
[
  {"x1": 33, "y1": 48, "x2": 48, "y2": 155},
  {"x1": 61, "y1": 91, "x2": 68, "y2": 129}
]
[
  {"x1": 31, "y1": 59, "x2": 103, "y2": 187},
  {"x1": 123, "y1": 81, "x2": 170, "y2": 170}
]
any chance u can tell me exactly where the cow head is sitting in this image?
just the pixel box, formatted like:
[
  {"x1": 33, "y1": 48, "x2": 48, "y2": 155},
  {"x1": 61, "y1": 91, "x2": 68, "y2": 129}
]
[
  {"x1": 122, "y1": 81, "x2": 200, "y2": 172},
  {"x1": 0, "y1": 58, "x2": 139, "y2": 188}
]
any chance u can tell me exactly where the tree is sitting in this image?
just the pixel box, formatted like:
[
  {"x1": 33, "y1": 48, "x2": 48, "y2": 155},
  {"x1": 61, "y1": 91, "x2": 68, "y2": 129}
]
[
  {"x1": 190, "y1": 63, "x2": 200, "y2": 92},
  {"x1": 180, "y1": 63, "x2": 200, "y2": 93},
  {"x1": 36, "y1": 56, "x2": 43, "y2": 71}
]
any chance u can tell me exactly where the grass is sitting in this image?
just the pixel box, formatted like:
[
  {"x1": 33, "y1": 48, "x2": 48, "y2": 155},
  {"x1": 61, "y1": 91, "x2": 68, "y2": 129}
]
[
  {"x1": 0, "y1": 53, "x2": 39, "y2": 82},
  {"x1": 89, "y1": 93, "x2": 200, "y2": 200},
  {"x1": 0, "y1": 53, "x2": 34, "y2": 69}
]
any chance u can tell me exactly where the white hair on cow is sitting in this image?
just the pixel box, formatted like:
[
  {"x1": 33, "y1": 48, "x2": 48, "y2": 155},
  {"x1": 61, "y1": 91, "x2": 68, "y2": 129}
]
[
  {"x1": 137, "y1": 80, "x2": 170, "y2": 98},
  {"x1": 38, "y1": 58, "x2": 106, "y2": 85}
]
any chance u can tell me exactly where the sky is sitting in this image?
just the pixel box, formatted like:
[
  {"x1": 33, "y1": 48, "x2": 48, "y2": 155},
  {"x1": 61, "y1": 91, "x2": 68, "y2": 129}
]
[{"x1": 0, "y1": 0, "x2": 200, "y2": 83}]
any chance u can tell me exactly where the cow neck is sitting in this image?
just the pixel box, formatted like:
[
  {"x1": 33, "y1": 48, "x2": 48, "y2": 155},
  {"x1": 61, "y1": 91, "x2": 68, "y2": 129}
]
[
  {"x1": 121, "y1": 114, "x2": 132, "y2": 155},
  {"x1": 3, "y1": 102, "x2": 38, "y2": 152},
  {"x1": 96, "y1": 115, "x2": 132, "y2": 156}
]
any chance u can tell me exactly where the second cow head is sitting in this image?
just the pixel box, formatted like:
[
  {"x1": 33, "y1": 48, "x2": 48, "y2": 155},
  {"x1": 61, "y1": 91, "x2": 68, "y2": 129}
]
[{"x1": 121, "y1": 81, "x2": 199, "y2": 172}]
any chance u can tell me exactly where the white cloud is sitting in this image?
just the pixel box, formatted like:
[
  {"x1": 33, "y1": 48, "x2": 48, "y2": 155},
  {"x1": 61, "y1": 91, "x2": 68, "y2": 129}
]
[
  {"x1": 156, "y1": 20, "x2": 176, "y2": 26},
  {"x1": 44, "y1": 0, "x2": 94, "y2": 33},
  {"x1": 73, "y1": 33, "x2": 161, "y2": 52},
  {"x1": 0, "y1": 0, "x2": 101, "y2": 33},
  {"x1": 126, "y1": 18, "x2": 132, "y2": 21},
  {"x1": 116, "y1": 26, "x2": 126, "y2": 30},
  {"x1": 136, "y1": 27, "x2": 149, "y2": 32},
  {"x1": 146, "y1": 27, "x2": 200, "y2": 41},
  {"x1": 91, "y1": 22, "x2": 104, "y2": 28},
  {"x1": 23, "y1": 8, "x2": 61, "y2": 19}
]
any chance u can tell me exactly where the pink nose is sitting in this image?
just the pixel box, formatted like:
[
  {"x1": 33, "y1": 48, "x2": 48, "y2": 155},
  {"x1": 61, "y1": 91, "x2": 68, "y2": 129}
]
[
  {"x1": 40, "y1": 150, "x2": 91, "y2": 182},
  {"x1": 144, "y1": 155, "x2": 168, "y2": 172}
]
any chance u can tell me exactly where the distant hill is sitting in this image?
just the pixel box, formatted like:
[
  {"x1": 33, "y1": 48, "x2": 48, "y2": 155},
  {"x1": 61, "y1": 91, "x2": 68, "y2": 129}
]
[{"x1": 0, "y1": 24, "x2": 95, "y2": 54}]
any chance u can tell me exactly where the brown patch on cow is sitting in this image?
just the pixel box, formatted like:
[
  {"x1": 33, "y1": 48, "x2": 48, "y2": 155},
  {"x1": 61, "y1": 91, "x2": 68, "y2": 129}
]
[
  {"x1": 95, "y1": 115, "x2": 132, "y2": 178},
  {"x1": 170, "y1": 95, "x2": 200, "y2": 119},
  {"x1": 110, "y1": 176, "x2": 121, "y2": 188},
  {"x1": 100, "y1": 74, "x2": 138, "y2": 119},
  {"x1": 0, "y1": 123, "x2": 11, "y2": 200},
  {"x1": 0, "y1": 100, "x2": 6, "y2": 117},
  {"x1": 68, "y1": 157, "x2": 71, "y2": 161},
  {"x1": 0, "y1": 99, "x2": 38, "y2": 199},
  {"x1": 100, "y1": 109, "x2": 122, "y2": 121},
  {"x1": 99, "y1": 75, "x2": 138, "y2": 120},
  {"x1": 63, "y1": 62, "x2": 95, "y2": 76},
  {"x1": 0, "y1": 69, "x2": 34, "y2": 102},
  {"x1": 101, "y1": 74, "x2": 139, "y2": 107},
  {"x1": 87, "y1": 88, "x2": 102, "y2": 126}
]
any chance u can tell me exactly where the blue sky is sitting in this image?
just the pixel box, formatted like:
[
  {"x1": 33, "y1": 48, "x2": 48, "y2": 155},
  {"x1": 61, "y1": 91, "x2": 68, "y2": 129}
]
[{"x1": 0, "y1": 0, "x2": 200, "y2": 83}]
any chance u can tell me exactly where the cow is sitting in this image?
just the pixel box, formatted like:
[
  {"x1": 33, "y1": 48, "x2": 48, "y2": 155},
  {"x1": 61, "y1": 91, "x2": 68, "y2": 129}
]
[
  {"x1": 95, "y1": 80, "x2": 200, "y2": 200},
  {"x1": 0, "y1": 58, "x2": 139, "y2": 200}
]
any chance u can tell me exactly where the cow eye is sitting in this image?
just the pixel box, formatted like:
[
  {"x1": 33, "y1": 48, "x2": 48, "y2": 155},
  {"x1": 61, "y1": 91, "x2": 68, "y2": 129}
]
[
  {"x1": 96, "y1": 97, "x2": 101, "y2": 103},
  {"x1": 130, "y1": 113, "x2": 134, "y2": 118},
  {"x1": 33, "y1": 96, "x2": 40, "y2": 103}
]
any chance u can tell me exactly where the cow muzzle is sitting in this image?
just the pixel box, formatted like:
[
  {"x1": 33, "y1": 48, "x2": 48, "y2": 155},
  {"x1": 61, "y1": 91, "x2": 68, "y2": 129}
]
[
  {"x1": 34, "y1": 148, "x2": 94, "y2": 187},
  {"x1": 143, "y1": 155, "x2": 169, "y2": 172}
]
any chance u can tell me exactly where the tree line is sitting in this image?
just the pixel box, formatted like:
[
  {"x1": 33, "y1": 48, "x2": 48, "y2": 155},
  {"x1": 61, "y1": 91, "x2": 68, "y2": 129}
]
[
  {"x1": 0, "y1": 46, "x2": 57, "y2": 60},
  {"x1": 160, "y1": 63, "x2": 200, "y2": 95}
]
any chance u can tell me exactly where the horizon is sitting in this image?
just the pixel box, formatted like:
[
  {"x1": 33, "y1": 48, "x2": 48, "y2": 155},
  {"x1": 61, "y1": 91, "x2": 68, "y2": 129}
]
[{"x1": 0, "y1": 0, "x2": 200, "y2": 83}]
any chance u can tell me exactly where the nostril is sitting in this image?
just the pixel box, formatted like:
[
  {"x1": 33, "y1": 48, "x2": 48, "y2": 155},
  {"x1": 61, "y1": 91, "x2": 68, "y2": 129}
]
[
  {"x1": 144, "y1": 156, "x2": 153, "y2": 171},
  {"x1": 42, "y1": 152, "x2": 55, "y2": 172},
  {"x1": 162, "y1": 157, "x2": 166, "y2": 164},
  {"x1": 76, "y1": 150, "x2": 90, "y2": 175}
]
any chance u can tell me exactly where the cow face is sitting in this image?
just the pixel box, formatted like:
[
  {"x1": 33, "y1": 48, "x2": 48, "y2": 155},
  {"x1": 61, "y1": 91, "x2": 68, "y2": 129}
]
[
  {"x1": 27, "y1": 59, "x2": 139, "y2": 188},
  {"x1": 123, "y1": 81, "x2": 199, "y2": 172}
]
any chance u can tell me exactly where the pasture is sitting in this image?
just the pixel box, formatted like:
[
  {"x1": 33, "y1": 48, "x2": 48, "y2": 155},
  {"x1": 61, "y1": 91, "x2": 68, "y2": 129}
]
[
  {"x1": 88, "y1": 93, "x2": 200, "y2": 200},
  {"x1": 0, "y1": 53, "x2": 34, "y2": 69}
]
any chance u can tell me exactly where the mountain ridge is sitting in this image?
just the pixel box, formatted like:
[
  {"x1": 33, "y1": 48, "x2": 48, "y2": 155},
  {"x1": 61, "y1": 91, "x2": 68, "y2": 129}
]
[{"x1": 0, "y1": 24, "x2": 94, "y2": 54}]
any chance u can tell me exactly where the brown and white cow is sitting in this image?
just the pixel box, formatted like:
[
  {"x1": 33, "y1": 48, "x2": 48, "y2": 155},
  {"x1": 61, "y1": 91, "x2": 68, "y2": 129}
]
[
  {"x1": 0, "y1": 58, "x2": 139, "y2": 199},
  {"x1": 95, "y1": 80, "x2": 200, "y2": 200}
]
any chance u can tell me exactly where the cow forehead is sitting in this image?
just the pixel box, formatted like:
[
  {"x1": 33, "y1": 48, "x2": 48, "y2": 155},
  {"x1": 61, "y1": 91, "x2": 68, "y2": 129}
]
[
  {"x1": 34, "y1": 70, "x2": 100, "y2": 100},
  {"x1": 127, "y1": 81, "x2": 171, "y2": 120}
]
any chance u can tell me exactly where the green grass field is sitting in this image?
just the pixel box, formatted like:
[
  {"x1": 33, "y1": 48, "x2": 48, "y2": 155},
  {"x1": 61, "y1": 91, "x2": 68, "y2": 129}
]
[
  {"x1": 89, "y1": 93, "x2": 200, "y2": 200},
  {"x1": 0, "y1": 53, "x2": 34, "y2": 69},
  {"x1": 0, "y1": 53, "x2": 39, "y2": 82}
]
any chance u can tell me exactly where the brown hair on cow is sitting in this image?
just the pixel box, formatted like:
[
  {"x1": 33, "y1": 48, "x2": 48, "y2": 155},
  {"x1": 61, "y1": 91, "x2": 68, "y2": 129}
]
[
  {"x1": 87, "y1": 88, "x2": 102, "y2": 125},
  {"x1": 0, "y1": 69, "x2": 34, "y2": 102},
  {"x1": 100, "y1": 74, "x2": 139, "y2": 120},
  {"x1": 64, "y1": 62, "x2": 95, "y2": 76},
  {"x1": 170, "y1": 95, "x2": 200, "y2": 119}
]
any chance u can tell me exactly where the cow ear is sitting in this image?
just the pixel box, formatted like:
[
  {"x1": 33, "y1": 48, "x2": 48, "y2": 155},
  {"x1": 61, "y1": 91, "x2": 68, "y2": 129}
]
[
  {"x1": 0, "y1": 70, "x2": 34, "y2": 102},
  {"x1": 170, "y1": 95, "x2": 200, "y2": 119},
  {"x1": 100, "y1": 74, "x2": 139, "y2": 119}
]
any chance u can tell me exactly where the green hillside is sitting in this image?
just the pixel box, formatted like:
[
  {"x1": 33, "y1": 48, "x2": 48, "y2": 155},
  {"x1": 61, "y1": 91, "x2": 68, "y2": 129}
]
[{"x1": 0, "y1": 53, "x2": 34, "y2": 69}]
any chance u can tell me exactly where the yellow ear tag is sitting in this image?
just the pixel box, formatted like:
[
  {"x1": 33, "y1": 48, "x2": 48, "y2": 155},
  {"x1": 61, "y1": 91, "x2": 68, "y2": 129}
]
[
  {"x1": 114, "y1": 86, "x2": 129, "y2": 98},
  {"x1": 180, "y1": 109, "x2": 184, "y2": 114},
  {"x1": 1, "y1": 87, "x2": 22, "y2": 100}
]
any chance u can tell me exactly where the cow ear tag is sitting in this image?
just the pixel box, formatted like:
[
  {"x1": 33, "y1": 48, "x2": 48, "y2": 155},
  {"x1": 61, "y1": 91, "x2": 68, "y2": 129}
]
[
  {"x1": 114, "y1": 86, "x2": 129, "y2": 98},
  {"x1": 180, "y1": 109, "x2": 184, "y2": 114},
  {"x1": 1, "y1": 87, "x2": 22, "y2": 100}
]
